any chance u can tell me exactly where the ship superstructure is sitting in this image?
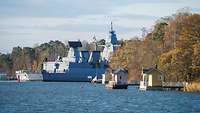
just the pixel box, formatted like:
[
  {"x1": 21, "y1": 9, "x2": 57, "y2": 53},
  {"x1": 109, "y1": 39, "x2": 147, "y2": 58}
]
[
  {"x1": 102, "y1": 22, "x2": 119, "y2": 61},
  {"x1": 42, "y1": 23, "x2": 119, "y2": 82}
]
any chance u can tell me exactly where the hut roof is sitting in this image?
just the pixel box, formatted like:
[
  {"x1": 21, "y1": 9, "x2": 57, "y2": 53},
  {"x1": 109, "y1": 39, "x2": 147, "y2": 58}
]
[
  {"x1": 143, "y1": 67, "x2": 164, "y2": 75},
  {"x1": 113, "y1": 68, "x2": 128, "y2": 74}
]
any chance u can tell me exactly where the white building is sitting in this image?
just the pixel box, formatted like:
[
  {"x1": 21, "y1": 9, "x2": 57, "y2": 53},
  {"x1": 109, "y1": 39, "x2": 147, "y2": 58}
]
[
  {"x1": 16, "y1": 70, "x2": 43, "y2": 82},
  {"x1": 106, "y1": 68, "x2": 128, "y2": 89}
]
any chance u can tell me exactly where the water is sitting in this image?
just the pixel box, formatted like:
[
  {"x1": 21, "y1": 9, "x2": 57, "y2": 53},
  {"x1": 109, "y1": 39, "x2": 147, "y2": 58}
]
[{"x1": 0, "y1": 81, "x2": 199, "y2": 113}]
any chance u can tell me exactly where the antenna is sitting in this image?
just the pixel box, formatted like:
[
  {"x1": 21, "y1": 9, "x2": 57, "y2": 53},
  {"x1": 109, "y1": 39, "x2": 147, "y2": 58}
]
[
  {"x1": 141, "y1": 27, "x2": 147, "y2": 38},
  {"x1": 111, "y1": 22, "x2": 113, "y2": 31},
  {"x1": 93, "y1": 35, "x2": 96, "y2": 42},
  {"x1": 93, "y1": 35, "x2": 97, "y2": 51}
]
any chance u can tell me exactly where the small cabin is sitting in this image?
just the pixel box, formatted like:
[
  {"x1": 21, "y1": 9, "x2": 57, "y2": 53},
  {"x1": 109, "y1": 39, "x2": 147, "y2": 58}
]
[
  {"x1": 140, "y1": 67, "x2": 164, "y2": 90},
  {"x1": 112, "y1": 68, "x2": 128, "y2": 85},
  {"x1": 106, "y1": 68, "x2": 128, "y2": 89}
]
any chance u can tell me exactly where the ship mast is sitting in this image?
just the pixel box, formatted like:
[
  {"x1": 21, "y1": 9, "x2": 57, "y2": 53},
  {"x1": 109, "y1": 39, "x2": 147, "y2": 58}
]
[
  {"x1": 101, "y1": 22, "x2": 119, "y2": 61},
  {"x1": 111, "y1": 22, "x2": 113, "y2": 31},
  {"x1": 93, "y1": 35, "x2": 97, "y2": 51}
]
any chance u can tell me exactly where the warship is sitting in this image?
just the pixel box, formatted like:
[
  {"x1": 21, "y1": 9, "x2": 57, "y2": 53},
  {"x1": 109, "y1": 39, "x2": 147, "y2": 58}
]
[{"x1": 42, "y1": 22, "x2": 119, "y2": 82}]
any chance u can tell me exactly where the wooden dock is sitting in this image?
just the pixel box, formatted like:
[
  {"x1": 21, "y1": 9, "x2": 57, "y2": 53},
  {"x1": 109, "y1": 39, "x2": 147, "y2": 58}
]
[
  {"x1": 162, "y1": 82, "x2": 187, "y2": 91},
  {"x1": 140, "y1": 82, "x2": 187, "y2": 91}
]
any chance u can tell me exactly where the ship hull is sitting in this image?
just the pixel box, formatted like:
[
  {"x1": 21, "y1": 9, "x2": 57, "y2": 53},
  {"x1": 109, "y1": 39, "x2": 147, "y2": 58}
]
[{"x1": 42, "y1": 68, "x2": 105, "y2": 82}]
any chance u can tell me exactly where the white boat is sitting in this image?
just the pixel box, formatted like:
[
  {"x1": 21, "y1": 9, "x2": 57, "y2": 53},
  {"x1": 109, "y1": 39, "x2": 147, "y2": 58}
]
[
  {"x1": 16, "y1": 70, "x2": 43, "y2": 82},
  {"x1": 91, "y1": 76, "x2": 102, "y2": 83}
]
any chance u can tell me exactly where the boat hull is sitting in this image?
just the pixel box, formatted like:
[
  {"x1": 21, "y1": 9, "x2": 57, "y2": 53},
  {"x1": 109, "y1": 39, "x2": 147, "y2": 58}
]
[{"x1": 42, "y1": 68, "x2": 105, "y2": 82}]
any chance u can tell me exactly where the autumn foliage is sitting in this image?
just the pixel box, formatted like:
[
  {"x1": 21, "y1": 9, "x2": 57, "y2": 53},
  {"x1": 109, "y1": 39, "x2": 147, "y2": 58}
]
[{"x1": 110, "y1": 12, "x2": 200, "y2": 82}]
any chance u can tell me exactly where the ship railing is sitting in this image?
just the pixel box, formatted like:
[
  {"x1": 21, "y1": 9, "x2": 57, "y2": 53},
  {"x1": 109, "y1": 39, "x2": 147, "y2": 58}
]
[{"x1": 46, "y1": 70, "x2": 67, "y2": 73}]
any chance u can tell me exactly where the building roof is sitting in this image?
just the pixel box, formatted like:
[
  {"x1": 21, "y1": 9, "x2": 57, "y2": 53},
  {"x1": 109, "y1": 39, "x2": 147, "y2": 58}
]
[
  {"x1": 113, "y1": 68, "x2": 128, "y2": 74},
  {"x1": 143, "y1": 67, "x2": 164, "y2": 75}
]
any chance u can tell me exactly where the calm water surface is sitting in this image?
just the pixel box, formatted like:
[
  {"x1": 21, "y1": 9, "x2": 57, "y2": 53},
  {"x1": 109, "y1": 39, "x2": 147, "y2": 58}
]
[{"x1": 0, "y1": 81, "x2": 199, "y2": 113}]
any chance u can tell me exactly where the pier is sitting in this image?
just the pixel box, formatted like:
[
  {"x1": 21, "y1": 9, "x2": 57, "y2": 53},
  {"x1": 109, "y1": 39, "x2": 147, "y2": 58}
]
[
  {"x1": 140, "y1": 82, "x2": 187, "y2": 91},
  {"x1": 162, "y1": 82, "x2": 186, "y2": 91}
]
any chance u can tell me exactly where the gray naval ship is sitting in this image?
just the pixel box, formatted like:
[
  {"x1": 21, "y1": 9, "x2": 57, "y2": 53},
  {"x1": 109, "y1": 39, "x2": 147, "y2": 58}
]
[{"x1": 42, "y1": 22, "x2": 119, "y2": 82}]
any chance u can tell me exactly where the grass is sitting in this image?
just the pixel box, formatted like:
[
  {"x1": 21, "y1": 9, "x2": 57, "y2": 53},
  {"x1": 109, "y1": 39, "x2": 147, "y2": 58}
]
[{"x1": 184, "y1": 82, "x2": 200, "y2": 92}]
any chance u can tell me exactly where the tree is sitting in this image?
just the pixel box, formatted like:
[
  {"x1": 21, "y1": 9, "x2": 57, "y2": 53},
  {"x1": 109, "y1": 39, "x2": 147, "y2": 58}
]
[
  {"x1": 160, "y1": 14, "x2": 200, "y2": 82},
  {"x1": 192, "y1": 43, "x2": 200, "y2": 81}
]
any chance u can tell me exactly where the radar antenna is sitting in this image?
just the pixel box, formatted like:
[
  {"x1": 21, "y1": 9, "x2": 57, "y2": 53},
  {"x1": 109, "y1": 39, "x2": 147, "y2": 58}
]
[{"x1": 111, "y1": 22, "x2": 113, "y2": 31}]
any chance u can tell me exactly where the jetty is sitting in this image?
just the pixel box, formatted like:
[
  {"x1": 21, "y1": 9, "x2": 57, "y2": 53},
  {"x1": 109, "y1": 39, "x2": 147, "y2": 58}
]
[
  {"x1": 162, "y1": 82, "x2": 186, "y2": 90},
  {"x1": 140, "y1": 82, "x2": 186, "y2": 91}
]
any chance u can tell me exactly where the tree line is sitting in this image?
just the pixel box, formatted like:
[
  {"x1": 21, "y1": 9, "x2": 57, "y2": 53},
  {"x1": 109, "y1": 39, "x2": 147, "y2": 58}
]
[
  {"x1": 110, "y1": 11, "x2": 200, "y2": 82},
  {"x1": 0, "y1": 40, "x2": 104, "y2": 78}
]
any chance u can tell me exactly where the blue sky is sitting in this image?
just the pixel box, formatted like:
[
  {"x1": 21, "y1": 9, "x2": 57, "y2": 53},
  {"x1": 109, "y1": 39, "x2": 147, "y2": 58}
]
[{"x1": 0, "y1": 0, "x2": 200, "y2": 53}]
